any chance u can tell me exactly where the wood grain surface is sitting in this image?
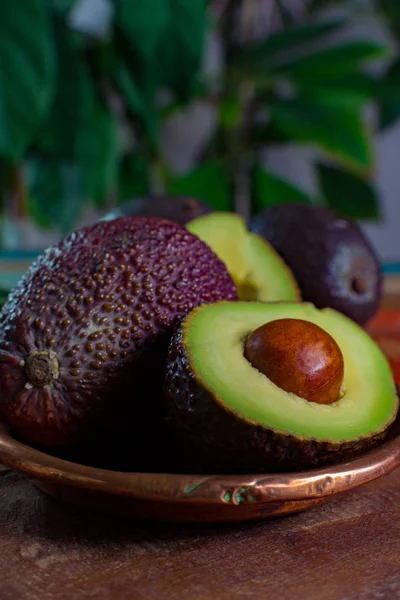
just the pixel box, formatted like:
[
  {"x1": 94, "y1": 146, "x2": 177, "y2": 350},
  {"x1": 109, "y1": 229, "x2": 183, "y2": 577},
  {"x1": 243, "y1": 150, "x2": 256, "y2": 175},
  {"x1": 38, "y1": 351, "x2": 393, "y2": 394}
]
[{"x1": 0, "y1": 465, "x2": 399, "y2": 600}]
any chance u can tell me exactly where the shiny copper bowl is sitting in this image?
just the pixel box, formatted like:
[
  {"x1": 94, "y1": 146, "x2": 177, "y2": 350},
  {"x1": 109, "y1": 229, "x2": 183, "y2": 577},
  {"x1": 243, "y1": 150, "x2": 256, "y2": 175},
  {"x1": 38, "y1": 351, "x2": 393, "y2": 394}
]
[{"x1": 0, "y1": 419, "x2": 399, "y2": 523}]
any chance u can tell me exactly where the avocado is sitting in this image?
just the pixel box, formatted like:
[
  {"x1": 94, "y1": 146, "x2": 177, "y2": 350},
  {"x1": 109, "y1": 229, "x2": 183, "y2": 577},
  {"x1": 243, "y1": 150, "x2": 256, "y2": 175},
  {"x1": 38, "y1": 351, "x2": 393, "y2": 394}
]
[
  {"x1": 187, "y1": 212, "x2": 300, "y2": 302},
  {"x1": 164, "y1": 301, "x2": 398, "y2": 473},
  {"x1": 0, "y1": 216, "x2": 236, "y2": 448},
  {"x1": 250, "y1": 204, "x2": 382, "y2": 325},
  {"x1": 102, "y1": 195, "x2": 212, "y2": 226}
]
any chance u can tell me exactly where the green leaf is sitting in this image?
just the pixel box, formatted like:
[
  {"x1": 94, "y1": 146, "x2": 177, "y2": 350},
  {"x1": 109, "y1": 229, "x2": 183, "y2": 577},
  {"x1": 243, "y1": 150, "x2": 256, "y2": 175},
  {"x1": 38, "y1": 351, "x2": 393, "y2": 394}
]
[
  {"x1": 316, "y1": 163, "x2": 380, "y2": 220},
  {"x1": 156, "y1": 0, "x2": 207, "y2": 98},
  {"x1": 219, "y1": 95, "x2": 242, "y2": 130},
  {"x1": 77, "y1": 80, "x2": 120, "y2": 208},
  {"x1": 115, "y1": 0, "x2": 206, "y2": 98},
  {"x1": 115, "y1": 61, "x2": 159, "y2": 147},
  {"x1": 0, "y1": 0, "x2": 56, "y2": 159},
  {"x1": 115, "y1": 0, "x2": 169, "y2": 64},
  {"x1": 27, "y1": 193, "x2": 51, "y2": 229},
  {"x1": 377, "y1": 0, "x2": 400, "y2": 25},
  {"x1": 252, "y1": 122, "x2": 288, "y2": 145},
  {"x1": 26, "y1": 158, "x2": 83, "y2": 234},
  {"x1": 291, "y1": 72, "x2": 377, "y2": 110},
  {"x1": 37, "y1": 23, "x2": 119, "y2": 208},
  {"x1": 49, "y1": 0, "x2": 76, "y2": 14},
  {"x1": 380, "y1": 99, "x2": 400, "y2": 131},
  {"x1": 253, "y1": 164, "x2": 316, "y2": 210},
  {"x1": 0, "y1": 161, "x2": 12, "y2": 209},
  {"x1": 115, "y1": 63, "x2": 144, "y2": 117},
  {"x1": 241, "y1": 20, "x2": 344, "y2": 66},
  {"x1": 38, "y1": 19, "x2": 89, "y2": 159},
  {"x1": 378, "y1": 59, "x2": 400, "y2": 130},
  {"x1": 268, "y1": 98, "x2": 373, "y2": 173},
  {"x1": 169, "y1": 162, "x2": 231, "y2": 210},
  {"x1": 119, "y1": 154, "x2": 150, "y2": 203},
  {"x1": 272, "y1": 42, "x2": 389, "y2": 74}
]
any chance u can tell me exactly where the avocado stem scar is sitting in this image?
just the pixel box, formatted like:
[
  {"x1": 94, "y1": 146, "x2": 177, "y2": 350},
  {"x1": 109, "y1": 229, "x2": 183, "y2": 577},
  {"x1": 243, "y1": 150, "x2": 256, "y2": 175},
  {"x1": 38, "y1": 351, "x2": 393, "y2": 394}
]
[{"x1": 25, "y1": 351, "x2": 60, "y2": 387}]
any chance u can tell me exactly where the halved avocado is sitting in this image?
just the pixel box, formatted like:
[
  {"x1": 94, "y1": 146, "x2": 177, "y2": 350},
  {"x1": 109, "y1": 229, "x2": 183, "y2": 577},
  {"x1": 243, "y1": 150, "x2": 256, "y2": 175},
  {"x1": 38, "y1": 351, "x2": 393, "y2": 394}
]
[
  {"x1": 187, "y1": 213, "x2": 300, "y2": 302},
  {"x1": 164, "y1": 301, "x2": 398, "y2": 473}
]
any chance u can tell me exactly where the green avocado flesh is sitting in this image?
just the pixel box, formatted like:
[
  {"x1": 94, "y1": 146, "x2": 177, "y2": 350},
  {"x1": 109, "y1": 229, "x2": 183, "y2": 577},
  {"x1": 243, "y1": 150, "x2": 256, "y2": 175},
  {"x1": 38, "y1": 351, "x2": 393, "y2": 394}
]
[
  {"x1": 185, "y1": 302, "x2": 398, "y2": 441},
  {"x1": 187, "y1": 213, "x2": 299, "y2": 302}
]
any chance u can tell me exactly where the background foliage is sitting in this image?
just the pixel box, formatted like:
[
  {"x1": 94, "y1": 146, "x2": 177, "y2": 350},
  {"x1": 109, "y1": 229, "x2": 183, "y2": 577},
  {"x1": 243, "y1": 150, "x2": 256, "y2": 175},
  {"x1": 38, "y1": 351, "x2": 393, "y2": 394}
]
[{"x1": 1, "y1": 0, "x2": 400, "y2": 235}]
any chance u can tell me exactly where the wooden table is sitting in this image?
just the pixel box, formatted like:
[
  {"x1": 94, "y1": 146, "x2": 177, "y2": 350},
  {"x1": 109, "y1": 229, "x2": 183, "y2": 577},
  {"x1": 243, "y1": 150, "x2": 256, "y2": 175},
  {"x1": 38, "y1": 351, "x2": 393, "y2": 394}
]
[
  {"x1": 0, "y1": 276, "x2": 399, "y2": 599},
  {"x1": 0, "y1": 466, "x2": 399, "y2": 600}
]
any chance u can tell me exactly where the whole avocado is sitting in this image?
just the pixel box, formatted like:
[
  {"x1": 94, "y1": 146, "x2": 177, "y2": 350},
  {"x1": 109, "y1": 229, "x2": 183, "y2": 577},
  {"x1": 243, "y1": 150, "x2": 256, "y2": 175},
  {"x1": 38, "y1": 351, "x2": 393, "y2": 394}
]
[
  {"x1": 250, "y1": 204, "x2": 382, "y2": 325},
  {"x1": 102, "y1": 195, "x2": 212, "y2": 227},
  {"x1": 0, "y1": 216, "x2": 236, "y2": 448}
]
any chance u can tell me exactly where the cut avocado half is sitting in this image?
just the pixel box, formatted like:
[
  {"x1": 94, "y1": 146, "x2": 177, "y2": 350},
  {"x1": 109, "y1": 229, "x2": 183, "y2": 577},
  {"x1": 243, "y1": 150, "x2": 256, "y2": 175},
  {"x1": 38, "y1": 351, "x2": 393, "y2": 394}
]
[
  {"x1": 187, "y1": 212, "x2": 300, "y2": 302},
  {"x1": 164, "y1": 301, "x2": 398, "y2": 473}
]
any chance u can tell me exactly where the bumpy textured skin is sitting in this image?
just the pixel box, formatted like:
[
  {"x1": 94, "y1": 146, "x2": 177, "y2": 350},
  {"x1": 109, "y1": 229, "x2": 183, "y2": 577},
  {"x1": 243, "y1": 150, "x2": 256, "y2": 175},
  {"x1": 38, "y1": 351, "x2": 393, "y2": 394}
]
[
  {"x1": 102, "y1": 196, "x2": 212, "y2": 227},
  {"x1": 250, "y1": 204, "x2": 382, "y2": 325},
  {"x1": 0, "y1": 217, "x2": 236, "y2": 447},
  {"x1": 164, "y1": 325, "x2": 392, "y2": 474}
]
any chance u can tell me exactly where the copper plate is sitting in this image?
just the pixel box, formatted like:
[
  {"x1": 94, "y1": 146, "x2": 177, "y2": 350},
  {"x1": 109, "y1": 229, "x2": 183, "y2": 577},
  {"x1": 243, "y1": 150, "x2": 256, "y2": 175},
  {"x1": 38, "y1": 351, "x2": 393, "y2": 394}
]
[{"x1": 0, "y1": 420, "x2": 399, "y2": 523}]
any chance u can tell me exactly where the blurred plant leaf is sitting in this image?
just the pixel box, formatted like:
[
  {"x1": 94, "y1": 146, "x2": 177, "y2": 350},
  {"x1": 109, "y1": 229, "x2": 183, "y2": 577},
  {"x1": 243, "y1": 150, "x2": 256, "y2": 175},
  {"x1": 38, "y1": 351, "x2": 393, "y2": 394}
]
[
  {"x1": 268, "y1": 98, "x2": 373, "y2": 173},
  {"x1": 119, "y1": 154, "x2": 150, "y2": 203},
  {"x1": 240, "y1": 20, "x2": 344, "y2": 66},
  {"x1": 377, "y1": 58, "x2": 400, "y2": 130},
  {"x1": 290, "y1": 72, "x2": 377, "y2": 110},
  {"x1": 115, "y1": 0, "x2": 206, "y2": 98},
  {"x1": 0, "y1": 0, "x2": 55, "y2": 160},
  {"x1": 156, "y1": 0, "x2": 207, "y2": 99},
  {"x1": 27, "y1": 193, "x2": 51, "y2": 229},
  {"x1": 38, "y1": 18, "x2": 89, "y2": 159},
  {"x1": 252, "y1": 121, "x2": 288, "y2": 145},
  {"x1": 49, "y1": 0, "x2": 76, "y2": 15},
  {"x1": 37, "y1": 22, "x2": 118, "y2": 211},
  {"x1": 169, "y1": 161, "x2": 231, "y2": 210},
  {"x1": 271, "y1": 41, "x2": 389, "y2": 74},
  {"x1": 115, "y1": 61, "x2": 159, "y2": 147},
  {"x1": 219, "y1": 95, "x2": 242, "y2": 130},
  {"x1": 377, "y1": 0, "x2": 400, "y2": 36},
  {"x1": 316, "y1": 163, "x2": 380, "y2": 219},
  {"x1": 253, "y1": 164, "x2": 316, "y2": 210},
  {"x1": 26, "y1": 158, "x2": 83, "y2": 233},
  {"x1": 0, "y1": 161, "x2": 12, "y2": 210},
  {"x1": 115, "y1": 0, "x2": 168, "y2": 65},
  {"x1": 77, "y1": 80, "x2": 120, "y2": 208}
]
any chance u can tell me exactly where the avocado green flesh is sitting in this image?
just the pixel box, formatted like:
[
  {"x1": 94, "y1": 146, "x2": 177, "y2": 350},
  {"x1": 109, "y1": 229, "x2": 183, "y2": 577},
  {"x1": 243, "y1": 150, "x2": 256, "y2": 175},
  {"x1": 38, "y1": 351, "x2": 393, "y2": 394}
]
[
  {"x1": 187, "y1": 212, "x2": 249, "y2": 286},
  {"x1": 244, "y1": 233, "x2": 299, "y2": 302},
  {"x1": 185, "y1": 302, "x2": 398, "y2": 441},
  {"x1": 187, "y1": 213, "x2": 299, "y2": 302}
]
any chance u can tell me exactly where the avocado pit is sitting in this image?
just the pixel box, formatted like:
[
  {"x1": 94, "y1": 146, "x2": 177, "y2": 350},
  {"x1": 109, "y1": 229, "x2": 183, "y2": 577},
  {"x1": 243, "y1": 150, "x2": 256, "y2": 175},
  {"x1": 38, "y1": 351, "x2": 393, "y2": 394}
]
[
  {"x1": 25, "y1": 351, "x2": 59, "y2": 388},
  {"x1": 244, "y1": 318, "x2": 344, "y2": 405}
]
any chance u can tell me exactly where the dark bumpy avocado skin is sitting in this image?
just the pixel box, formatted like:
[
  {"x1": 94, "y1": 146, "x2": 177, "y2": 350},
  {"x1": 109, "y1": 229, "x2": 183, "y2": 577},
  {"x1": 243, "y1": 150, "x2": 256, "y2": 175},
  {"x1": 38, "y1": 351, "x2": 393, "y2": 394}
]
[
  {"x1": 250, "y1": 204, "x2": 382, "y2": 326},
  {"x1": 164, "y1": 326, "x2": 390, "y2": 474},
  {"x1": 102, "y1": 195, "x2": 212, "y2": 227},
  {"x1": 0, "y1": 217, "x2": 236, "y2": 448}
]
